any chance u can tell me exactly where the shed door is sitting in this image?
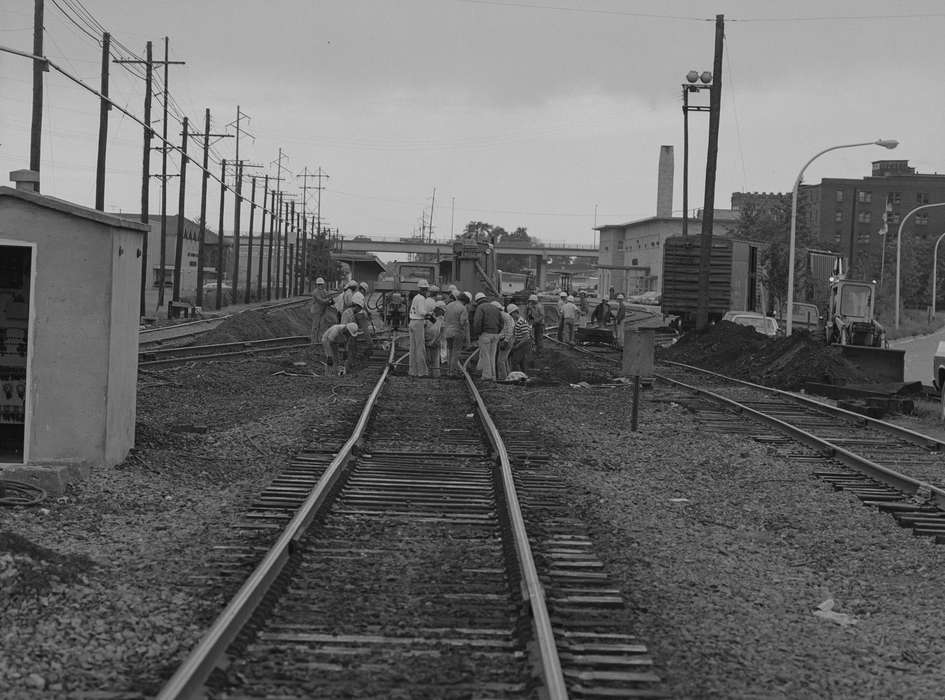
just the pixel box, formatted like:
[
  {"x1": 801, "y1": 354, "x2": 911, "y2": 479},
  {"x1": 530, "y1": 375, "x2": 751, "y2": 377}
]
[{"x1": 0, "y1": 244, "x2": 31, "y2": 463}]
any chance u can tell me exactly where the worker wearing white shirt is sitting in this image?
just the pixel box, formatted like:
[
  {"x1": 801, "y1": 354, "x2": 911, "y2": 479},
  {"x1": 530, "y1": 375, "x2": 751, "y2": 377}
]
[{"x1": 408, "y1": 280, "x2": 431, "y2": 376}]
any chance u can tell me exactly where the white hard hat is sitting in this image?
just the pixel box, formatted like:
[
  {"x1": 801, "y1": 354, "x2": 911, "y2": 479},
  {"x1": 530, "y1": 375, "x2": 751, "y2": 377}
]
[
  {"x1": 351, "y1": 292, "x2": 365, "y2": 306},
  {"x1": 528, "y1": 294, "x2": 539, "y2": 302},
  {"x1": 559, "y1": 291, "x2": 567, "y2": 297},
  {"x1": 491, "y1": 300, "x2": 502, "y2": 308},
  {"x1": 429, "y1": 285, "x2": 440, "y2": 293},
  {"x1": 359, "y1": 282, "x2": 369, "y2": 290},
  {"x1": 506, "y1": 303, "x2": 519, "y2": 313},
  {"x1": 566, "y1": 295, "x2": 575, "y2": 302},
  {"x1": 417, "y1": 279, "x2": 430, "y2": 288},
  {"x1": 347, "y1": 280, "x2": 358, "y2": 289},
  {"x1": 345, "y1": 322, "x2": 360, "y2": 336},
  {"x1": 425, "y1": 297, "x2": 438, "y2": 313},
  {"x1": 447, "y1": 284, "x2": 458, "y2": 292},
  {"x1": 617, "y1": 293, "x2": 625, "y2": 300},
  {"x1": 315, "y1": 277, "x2": 325, "y2": 285},
  {"x1": 435, "y1": 300, "x2": 447, "y2": 308},
  {"x1": 474, "y1": 292, "x2": 486, "y2": 301}
]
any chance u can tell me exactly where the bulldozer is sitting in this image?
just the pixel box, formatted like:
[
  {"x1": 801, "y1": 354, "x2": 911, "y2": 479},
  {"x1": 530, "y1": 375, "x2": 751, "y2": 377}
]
[
  {"x1": 825, "y1": 277, "x2": 886, "y2": 347},
  {"x1": 822, "y1": 265, "x2": 904, "y2": 382}
]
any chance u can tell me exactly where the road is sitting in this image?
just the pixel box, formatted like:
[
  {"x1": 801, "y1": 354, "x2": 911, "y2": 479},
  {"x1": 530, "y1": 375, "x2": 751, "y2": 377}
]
[{"x1": 889, "y1": 326, "x2": 945, "y2": 384}]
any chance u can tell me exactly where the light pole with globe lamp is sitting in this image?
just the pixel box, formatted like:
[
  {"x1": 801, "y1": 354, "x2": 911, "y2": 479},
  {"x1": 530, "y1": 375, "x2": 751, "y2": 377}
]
[
  {"x1": 895, "y1": 201, "x2": 945, "y2": 327},
  {"x1": 932, "y1": 230, "x2": 945, "y2": 317},
  {"x1": 681, "y1": 70, "x2": 712, "y2": 237},
  {"x1": 786, "y1": 139, "x2": 899, "y2": 336}
]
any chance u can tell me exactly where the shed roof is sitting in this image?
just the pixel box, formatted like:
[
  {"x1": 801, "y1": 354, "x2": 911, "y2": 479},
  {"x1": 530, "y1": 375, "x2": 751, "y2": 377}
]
[{"x1": 0, "y1": 186, "x2": 148, "y2": 233}]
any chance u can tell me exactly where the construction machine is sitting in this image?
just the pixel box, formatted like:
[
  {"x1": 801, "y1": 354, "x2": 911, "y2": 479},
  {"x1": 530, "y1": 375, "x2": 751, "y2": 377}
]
[{"x1": 822, "y1": 267, "x2": 904, "y2": 382}]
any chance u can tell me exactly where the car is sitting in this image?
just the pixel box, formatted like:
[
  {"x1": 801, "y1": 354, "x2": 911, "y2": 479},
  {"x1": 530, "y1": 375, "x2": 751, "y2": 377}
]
[{"x1": 722, "y1": 311, "x2": 779, "y2": 337}]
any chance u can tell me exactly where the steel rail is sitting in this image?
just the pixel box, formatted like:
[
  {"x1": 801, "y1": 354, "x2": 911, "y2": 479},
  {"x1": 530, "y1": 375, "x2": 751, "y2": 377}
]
[
  {"x1": 656, "y1": 371, "x2": 945, "y2": 510},
  {"x1": 462, "y1": 350, "x2": 569, "y2": 700},
  {"x1": 139, "y1": 336, "x2": 311, "y2": 366},
  {"x1": 661, "y1": 360, "x2": 945, "y2": 452},
  {"x1": 156, "y1": 341, "x2": 395, "y2": 700}
]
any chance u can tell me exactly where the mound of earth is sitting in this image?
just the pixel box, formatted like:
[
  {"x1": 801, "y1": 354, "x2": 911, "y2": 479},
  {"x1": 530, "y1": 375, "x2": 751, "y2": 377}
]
[
  {"x1": 659, "y1": 320, "x2": 874, "y2": 390},
  {"x1": 198, "y1": 306, "x2": 313, "y2": 344}
]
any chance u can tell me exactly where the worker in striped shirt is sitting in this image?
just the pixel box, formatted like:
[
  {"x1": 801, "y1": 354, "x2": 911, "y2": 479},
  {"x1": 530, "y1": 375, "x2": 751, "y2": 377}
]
[{"x1": 509, "y1": 304, "x2": 534, "y2": 372}]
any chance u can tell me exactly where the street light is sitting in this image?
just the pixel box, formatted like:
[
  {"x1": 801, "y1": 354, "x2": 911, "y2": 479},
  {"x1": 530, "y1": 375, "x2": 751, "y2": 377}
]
[
  {"x1": 932, "y1": 230, "x2": 945, "y2": 317},
  {"x1": 895, "y1": 201, "x2": 945, "y2": 327},
  {"x1": 681, "y1": 70, "x2": 712, "y2": 236},
  {"x1": 786, "y1": 139, "x2": 898, "y2": 335}
]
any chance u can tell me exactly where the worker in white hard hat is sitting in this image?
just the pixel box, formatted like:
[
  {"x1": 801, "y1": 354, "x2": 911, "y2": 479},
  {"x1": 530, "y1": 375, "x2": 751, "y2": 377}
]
[
  {"x1": 310, "y1": 276, "x2": 335, "y2": 343},
  {"x1": 556, "y1": 291, "x2": 568, "y2": 342},
  {"x1": 322, "y1": 322, "x2": 361, "y2": 376},
  {"x1": 560, "y1": 295, "x2": 579, "y2": 344},
  {"x1": 408, "y1": 279, "x2": 431, "y2": 376},
  {"x1": 614, "y1": 293, "x2": 627, "y2": 350},
  {"x1": 525, "y1": 293, "x2": 545, "y2": 357},
  {"x1": 342, "y1": 291, "x2": 373, "y2": 371},
  {"x1": 468, "y1": 291, "x2": 487, "y2": 346}
]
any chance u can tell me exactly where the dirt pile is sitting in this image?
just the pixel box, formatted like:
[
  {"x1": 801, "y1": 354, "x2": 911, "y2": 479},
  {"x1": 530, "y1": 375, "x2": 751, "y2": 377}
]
[
  {"x1": 198, "y1": 306, "x2": 313, "y2": 344},
  {"x1": 659, "y1": 321, "x2": 874, "y2": 389}
]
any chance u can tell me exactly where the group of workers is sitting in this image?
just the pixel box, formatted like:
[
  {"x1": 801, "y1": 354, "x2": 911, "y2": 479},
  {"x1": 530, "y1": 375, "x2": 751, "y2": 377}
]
[
  {"x1": 404, "y1": 280, "x2": 545, "y2": 380},
  {"x1": 311, "y1": 278, "x2": 375, "y2": 376},
  {"x1": 311, "y1": 275, "x2": 630, "y2": 379},
  {"x1": 556, "y1": 290, "x2": 629, "y2": 349}
]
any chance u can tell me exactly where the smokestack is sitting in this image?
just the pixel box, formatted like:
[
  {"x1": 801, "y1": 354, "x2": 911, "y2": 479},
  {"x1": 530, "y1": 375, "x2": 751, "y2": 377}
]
[
  {"x1": 9, "y1": 169, "x2": 40, "y2": 193},
  {"x1": 656, "y1": 145, "x2": 674, "y2": 218}
]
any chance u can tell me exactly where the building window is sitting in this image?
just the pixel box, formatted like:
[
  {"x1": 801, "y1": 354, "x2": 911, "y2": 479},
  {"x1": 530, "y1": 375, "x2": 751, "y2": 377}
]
[
  {"x1": 889, "y1": 192, "x2": 902, "y2": 205},
  {"x1": 835, "y1": 190, "x2": 844, "y2": 203},
  {"x1": 617, "y1": 240, "x2": 624, "y2": 250},
  {"x1": 917, "y1": 213, "x2": 929, "y2": 225},
  {"x1": 857, "y1": 232, "x2": 871, "y2": 243},
  {"x1": 833, "y1": 231, "x2": 842, "y2": 244},
  {"x1": 917, "y1": 192, "x2": 930, "y2": 205},
  {"x1": 888, "y1": 213, "x2": 901, "y2": 225},
  {"x1": 858, "y1": 211, "x2": 871, "y2": 223},
  {"x1": 857, "y1": 191, "x2": 872, "y2": 203},
  {"x1": 631, "y1": 258, "x2": 638, "y2": 266},
  {"x1": 835, "y1": 210, "x2": 844, "y2": 222}
]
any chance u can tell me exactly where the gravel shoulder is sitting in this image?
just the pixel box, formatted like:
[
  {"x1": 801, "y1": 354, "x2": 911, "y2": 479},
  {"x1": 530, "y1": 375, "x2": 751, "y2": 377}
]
[
  {"x1": 5, "y1": 328, "x2": 945, "y2": 698},
  {"x1": 486, "y1": 375, "x2": 945, "y2": 699},
  {"x1": 1, "y1": 347, "x2": 380, "y2": 698}
]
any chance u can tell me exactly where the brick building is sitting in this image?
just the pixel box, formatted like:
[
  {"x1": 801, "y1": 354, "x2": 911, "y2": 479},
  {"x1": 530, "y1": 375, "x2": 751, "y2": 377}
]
[{"x1": 800, "y1": 160, "x2": 945, "y2": 277}]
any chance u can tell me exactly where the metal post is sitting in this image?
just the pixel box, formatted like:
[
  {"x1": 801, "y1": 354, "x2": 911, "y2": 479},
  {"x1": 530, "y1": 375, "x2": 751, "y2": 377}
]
[
  {"x1": 933, "y1": 231, "x2": 945, "y2": 317},
  {"x1": 216, "y1": 159, "x2": 226, "y2": 310},
  {"x1": 245, "y1": 176, "x2": 256, "y2": 304},
  {"x1": 896, "y1": 202, "x2": 945, "y2": 328},
  {"x1": 196, "y1": 108, "x2": 210, "y2": 308},
  {"x1": 682, "y1": 86, "x2": 688, "y2": 237},
  {"x1": 257, "y1": 175, "x2": 268, "y2": 300},
  {"x1": 138, "y1": 41, "x2": 153, "y2": 318}
]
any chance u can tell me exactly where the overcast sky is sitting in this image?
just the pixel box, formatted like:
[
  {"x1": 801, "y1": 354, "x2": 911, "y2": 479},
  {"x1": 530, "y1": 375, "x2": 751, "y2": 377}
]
[{"x1": 2, "y1": 0, "x2": 944, "y2": 247}]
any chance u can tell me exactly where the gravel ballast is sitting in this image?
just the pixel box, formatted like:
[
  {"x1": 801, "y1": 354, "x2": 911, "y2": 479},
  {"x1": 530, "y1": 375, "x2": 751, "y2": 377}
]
[{"x1": 4, "y1": 328, "x2": 945, "y2": 697}]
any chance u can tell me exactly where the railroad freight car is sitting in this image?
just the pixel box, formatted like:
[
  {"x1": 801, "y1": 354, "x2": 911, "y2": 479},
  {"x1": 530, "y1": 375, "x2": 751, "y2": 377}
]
[{"x1": 661, "y1": 236, "x2": 764, "y2": 326}]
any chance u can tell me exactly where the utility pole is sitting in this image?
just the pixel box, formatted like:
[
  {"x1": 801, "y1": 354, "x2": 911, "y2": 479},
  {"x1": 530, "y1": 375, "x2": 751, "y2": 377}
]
[
  {"x1": 256, "y1": 175, "x2": 269, "y2": 300},
  {"x1": 216, "y1": 159, "x2": 227, "y2": 310},
  {"x1": 266, "y1": 188, "x2": 276, "y2": 300},
  {"x1": 118, "y1": 40, "x2": 152, "y2": 317},
  {"x1": 172, "y1": 116, "x2": 189, "y2": 302},
  {"x1": 155, "y1": 37, "x2": 186, "y2": 310},
  {"x1": 313, "y1": 167, "x2": 329, "y2": 249},
  {"x1": 274, "y1": 194, "x2": 284, "y2": 299},
  {"x1": 428, "y1": 187, "x2": 437, "y2": 242},
  {"x1": 245, "y1": 176, "x2": 257, "y2": 304},
  {"x1": 228, "y1": 106, "x2": 258, "y2": 304},
  {"x1": 29, "y1": 0, "x2": 45, "y2": 187},
  {"x1": 297, "y1": 167, "x2": 322, "y2": 293},
  {"x1": 695, "y1": 14, "x2": 724, "y2": 331},
  {"x1": 94, "y1": 32, "x2": 110, "y2": 210},
  {"x1": 190, "y1": 110, "x2": 231, "y2": 308}
]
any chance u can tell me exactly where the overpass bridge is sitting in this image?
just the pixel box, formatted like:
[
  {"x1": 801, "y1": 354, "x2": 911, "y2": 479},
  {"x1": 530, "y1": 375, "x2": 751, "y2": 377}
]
[{"x1": 333, "y1": 235, "x2": 598, "y2": 259}]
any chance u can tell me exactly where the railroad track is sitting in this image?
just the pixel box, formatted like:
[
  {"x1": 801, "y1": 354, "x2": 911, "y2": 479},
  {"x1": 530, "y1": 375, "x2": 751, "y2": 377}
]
[
  {"x1": 138, "y1": 335, "x2": 312, "y2": 367},
  {"x1": 157, "y1": 341, "x2": 662, "y2": 698},
  {"x1": 139, "y1": 296, "x2": 311, "y2": 349},
  {"x1": 553, "y1": 337, "x2": 945, "y2": 545}
]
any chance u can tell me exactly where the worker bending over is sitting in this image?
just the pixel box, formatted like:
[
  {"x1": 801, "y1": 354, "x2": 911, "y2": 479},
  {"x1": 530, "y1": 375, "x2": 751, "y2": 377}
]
[{"x1": 322, "y1": 322, "x2": 362, "y2": 377}]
